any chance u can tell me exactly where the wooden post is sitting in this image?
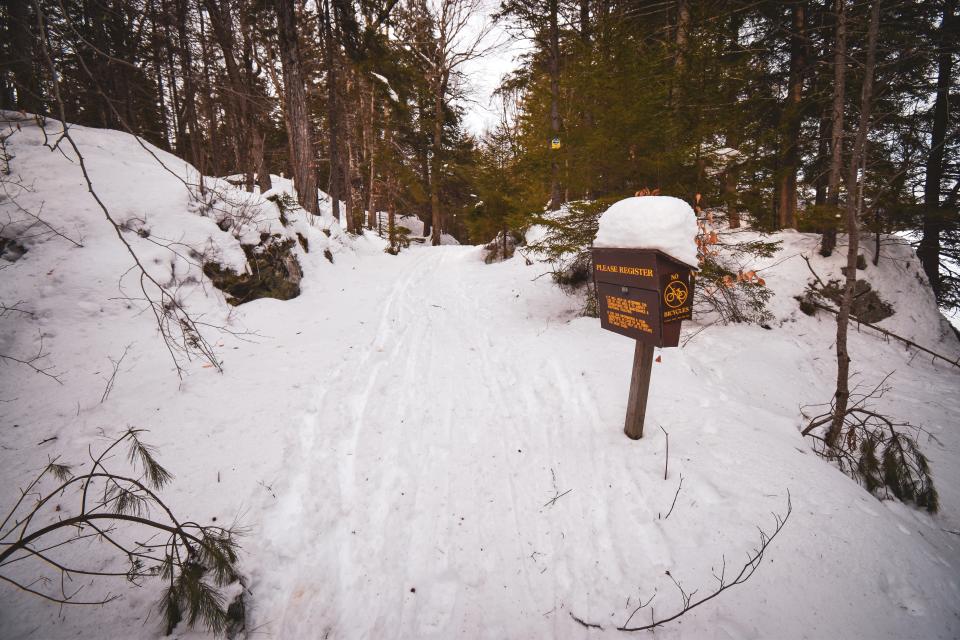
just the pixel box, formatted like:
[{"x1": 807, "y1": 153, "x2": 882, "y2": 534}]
[{"x1": 624, "y1": 341, "x2": 655, "y2": 439}]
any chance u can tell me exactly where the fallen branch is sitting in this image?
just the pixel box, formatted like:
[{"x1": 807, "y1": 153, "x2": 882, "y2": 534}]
[
  {"x1": 0, "y1": 330, "x2": 62, "y2": 384},
  {"x1": 0, "y1": 429, "x2": 246, "y2": 635},
  {"x1": 571, "y1": 493, "x2": 792, "y2": 633},
  {"x1": 805, "y1": 299, "x2": 959, "y2": 369},
  {"x1": 801, "y1": 375, "x2": 938, "y2": 512}
]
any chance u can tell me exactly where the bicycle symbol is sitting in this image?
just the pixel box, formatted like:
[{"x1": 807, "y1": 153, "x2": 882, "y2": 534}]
[{"x1": 663, "y1": 280, "x2": 688, "y2": 308}]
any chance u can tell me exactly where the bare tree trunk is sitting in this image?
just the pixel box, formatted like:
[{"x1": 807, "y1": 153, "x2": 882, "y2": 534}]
[
  {"x1": 383, "y1": 125, "x2": 395, "y2": 249},
  {"x1": 175, "y1": 0, "x2": 202, "y2": 176},
  {"x1": 343, "y1": 69, "x2": 363, "y2": 233},
  {"x1": 580, "y1": 0, "x2": 590, "y2": 43},
  {"x1": 821, "y1": 0, "x2": 846, "y2": 256},
  {"x1": 203, "y1": 0, "x2": 256, "y2": 190},
  {"x1": 252, "y1": 128, "x2": 272, "y2": 192},
  {"x1": 547, "y1": 0, "x2": 562, "y2": 211},
  {"x1": 275, "y1": 0, "x2": 319, "y2": 214},
  {"x1": 813, "y1": 115, "x2": 829, "y2": 205},
  {"x1": 322, "y1": 0, "x2": 341, "y2": 221},
  {"x1": 149, "y1": 0, "x2": 172, "y2": 151},
  {"x1": 342, "y1": 135, "x2": 355, "y2": 231},
  {"x1": 418, "y1": 138, "x2": 432, "y2": 239},
  {"x1": 674, "y1": 0, "x2": 689, "y2": 72},
  {"x1": 241, "y1": 8, "x2": 271, "y2": 192},
  {"x1": 918, "y1": 0, "x2": 956, "y2": 298},
  {"x1": 430, "y1": 76, "x2": 444, "y2": 245},
  {"x1": 365, "y1": 83, "x2": 377, "y2": 230},
  {"x1": 827, "y1": 0, "x2": 879, "y2": 447},
  {"x1": 776, "y1": 1, "x2": 806, "y2": 230},
  {"x1": 723, "y1": 165, "x2": 740, "y2": 229},
  {"x1": 7, "y1": 0, "x2": 43, "y2": 113},
  {"x1": 197, "y1": 4, "x2": 218, "y2": 177}
]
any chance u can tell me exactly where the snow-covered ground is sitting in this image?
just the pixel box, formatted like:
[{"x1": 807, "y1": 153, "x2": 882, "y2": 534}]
[{"x1": 2, "y1": 118, "x2": 960, "y2": 639}]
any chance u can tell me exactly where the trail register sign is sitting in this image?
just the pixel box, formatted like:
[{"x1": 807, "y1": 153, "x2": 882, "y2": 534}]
[
  {"x1": 591, "y1": 196, "x2": 698, "y2": 440},
  {"x1": 593, "y1": 248, "x2": 694, "y2": 348}
]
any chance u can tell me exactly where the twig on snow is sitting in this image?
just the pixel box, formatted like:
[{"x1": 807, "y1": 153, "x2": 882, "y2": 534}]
[
  {"x1": 660, "y1": 425, "x2": 669, "y2": 480},
  {"x1": 571, "y1": 492, "x2": 792, "y2": 633},
  {"x1": 100, "y1": 344, "x2": 131, "y2": 403},
  {"x1": 544, "y1": 468, "x2": 572, "y2": 508},
  {"x1": 663, "y1": 475, "x2": 683, "y2": 520},
  {"x1": 569, "y1": 611, "x2": 603, "y2": 630}
]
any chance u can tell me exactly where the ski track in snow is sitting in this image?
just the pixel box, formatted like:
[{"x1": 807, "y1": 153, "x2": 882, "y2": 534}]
[
  {"x1": 263, "y1": 249, "x2": 552, "y2": 637},
  {"x1": 246, "y1": 244, "x2": 960, "y2": 640},
  {"x1": 255, "y1": 247, "x2": 646, "y2": 638}
]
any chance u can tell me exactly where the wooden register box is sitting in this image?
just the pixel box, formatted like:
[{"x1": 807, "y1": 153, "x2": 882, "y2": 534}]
[{"x1": 592, "y1": 248, "x2": 695, "y2": 348}]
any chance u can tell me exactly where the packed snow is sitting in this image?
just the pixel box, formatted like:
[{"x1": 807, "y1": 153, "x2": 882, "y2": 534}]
[
  {"x1": 2, "y1": 117, "x2": 960, "y2": 640},
  {"x1": 593, "y1": 196, "x2": 699, "y2": 267}
]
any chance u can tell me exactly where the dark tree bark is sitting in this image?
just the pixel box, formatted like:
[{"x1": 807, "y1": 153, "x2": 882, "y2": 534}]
[
  {"x1": 322, "y1": 0, "x2": 342, "y2": 221},
  {"x1": 430, "y1": 67, "x2": 446, "y2": 244},
  {"x1": 149, "y1": 1, "x2": 172, "y2": 151},
  {"x1": 239, "y1": 7, "x2": 271, "y2": 192},
  {"x1": 417, "y1": 125, "x2": 432, "y2": 239},
  {"x1": 813, "y1": 115, "x2": 829, "y2": 206},
  {"x1": 821, "y1": 0, "x2": 846, "y2": 256},
  {"x1": 776, "y1": 2, "x2": 807, "y2": 230},
  {"x1": 828, "y1": 0, "x2": 879, "y2": 447},
  {"x1": 674, "y1": 0, "x2": 689, "y2": 72},
  {"x1": 7, "y1": 0, "x2": 43, "y2": 114},
  {"x1": 203, "y1": 0, "x2": 254, "y2": 188},
  {"x1": 175, "y1": 0, "x2": 203, "y2": 172},
  {"x1": 580, "y1": 0, "x2": 590, "y2": 43},
  {"x1": 365, "y1": 85, "x2": 377, "y2": 230},
  {"x1": 547, "y1": 0, "x2": 562, "y2": 211},
  {"x1": 197, "y1": 2, "x2": 221, "y2": 177},
  {"x1": 275, "y1": 0, "x2": 319, "y2": 214},
  {"x1": 918, "y1": 0, "x2": 957, "y2": 299}
]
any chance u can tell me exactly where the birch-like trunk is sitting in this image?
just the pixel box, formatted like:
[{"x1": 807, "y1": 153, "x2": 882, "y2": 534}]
[{"x1": 827, "y1": 0, "x2": 880, "y2": 447}]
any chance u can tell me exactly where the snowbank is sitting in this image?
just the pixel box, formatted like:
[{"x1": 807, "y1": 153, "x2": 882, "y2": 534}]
[{"x1": 593, "y1": 196, "x2": 698, "y2": 267}]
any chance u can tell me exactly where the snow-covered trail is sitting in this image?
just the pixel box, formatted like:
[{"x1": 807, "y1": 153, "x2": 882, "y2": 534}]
[
  {"x1": 243, "y1": 243, "x2": 960, "y2": 640},
  {"x1": 256, "y1": 247, "x2": 619, "y2": 637}
]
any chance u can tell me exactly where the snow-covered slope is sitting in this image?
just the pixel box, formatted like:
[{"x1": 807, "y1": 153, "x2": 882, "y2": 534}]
[{"x1": 1, "y1": 117, "x2": 959, "y2": 640}]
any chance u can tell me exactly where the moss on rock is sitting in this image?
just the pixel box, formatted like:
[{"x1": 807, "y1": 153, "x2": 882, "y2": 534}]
[{"x1": 203, "y1": 234, "x2": 301, "y2": 305}]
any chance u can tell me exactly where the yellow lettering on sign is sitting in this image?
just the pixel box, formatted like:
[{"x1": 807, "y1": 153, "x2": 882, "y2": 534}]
[
  {"x1": 605, "y1": 295, "x2": 649, "y2": 315},
  {"x1": 594, "y1": 264, "x2": 654, "y2": 277},
  {"x1": 663, "y1": 306, "x2": 691, "y2": 318},
  {"x1": 607, "y1": 311, "x2": 653, "y2": 333}
]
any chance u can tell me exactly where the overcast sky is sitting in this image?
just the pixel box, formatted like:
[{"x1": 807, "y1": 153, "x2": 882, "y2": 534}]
[{"x1": 456, "y1": 3, "x2": 530, "y2": 136}]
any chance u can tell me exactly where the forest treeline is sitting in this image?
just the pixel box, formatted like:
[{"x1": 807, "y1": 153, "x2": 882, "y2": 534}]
[{"x1": 0, "y1": 0, "x2": 957, "y2": 308}]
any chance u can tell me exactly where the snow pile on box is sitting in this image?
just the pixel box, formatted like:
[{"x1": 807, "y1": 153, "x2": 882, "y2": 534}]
[{"x1": 593, "y1": 196, "x2": 698, "y2": 267}]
